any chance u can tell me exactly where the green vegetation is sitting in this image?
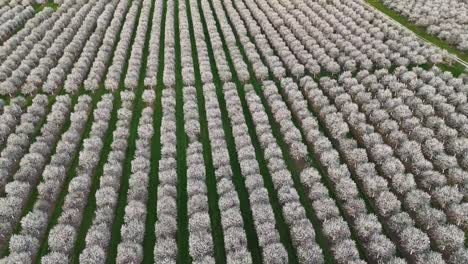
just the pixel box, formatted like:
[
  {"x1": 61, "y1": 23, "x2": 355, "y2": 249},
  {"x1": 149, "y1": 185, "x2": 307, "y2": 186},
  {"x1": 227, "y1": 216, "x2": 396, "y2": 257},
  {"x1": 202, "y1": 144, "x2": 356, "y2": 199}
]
[
  {"x1": 32, "y1": 1, "x2": 59, "y2": 12},
  {"x1": 173, "y1": 0, "x2": 191, "y2": 262},
  {"x1": 142, "y1": 0, "x2": 167, "y2": 262}
]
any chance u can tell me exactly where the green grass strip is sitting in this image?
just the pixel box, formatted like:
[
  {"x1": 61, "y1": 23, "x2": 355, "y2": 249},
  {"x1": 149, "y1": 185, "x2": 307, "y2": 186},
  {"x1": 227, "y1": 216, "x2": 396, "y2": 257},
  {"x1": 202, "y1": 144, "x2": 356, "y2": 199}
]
[
  {"x1": 235, "y1": 5, "x2": 374, "y2": 254},
  {"x1": 70, "y1": 1, "x2": 141, "y2": 262},
  {"x1": 36, "y1": 37, "x2": 118, "y2": 260},
  {"x1": 141, "y1": 85, "x2": 163, "y2": 264},
  {"x1": 72, "y1": 91, "x2": 121, "y2": 264},
  {"x1": 32, "y1": 2, "x2": 59, "y2": 12},
  {"x1": 184, "y1": 0, "x2": 227, "y2": 263},
  {"x1": 251, "y1": 73, "x2": 335, "y2": 264},
  {"x1": 142, "y1": 0, "x2": 167, "y2": 262},
  {"x1": 173, "y1": 0, "x2": 191, "y2": 262},
  {"x1": 436, "y1": 63, "x2": 466, "y2": 76},
  {"x1": 103, "y1": 77, "x2": 142, "y2": 264}
]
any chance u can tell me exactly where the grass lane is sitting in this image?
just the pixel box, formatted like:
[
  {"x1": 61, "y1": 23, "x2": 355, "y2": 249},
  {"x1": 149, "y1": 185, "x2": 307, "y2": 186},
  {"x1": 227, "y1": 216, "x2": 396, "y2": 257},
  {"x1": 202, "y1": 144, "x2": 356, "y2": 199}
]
[
  {"x1": 2, "y1": 93, "x2": 77, "y2": 247},
  {"x1": 273, "y1": 77, "x2": 372, "y2": 261},
  {"x1": 142, "y1": 0, "x2": 167, "y2": 262},
  {"x1": 72, "y1": 91, "x2": 120, "y2": 264},
  {"x1": 0, "y1": 93, "x2": 54, "y2": 196},
  {"x1": 173, "y1": 0, "x2": 191, "y2": 262},
  {"x1": 203, "y1": 0, "x2": 311, "y2": 263},
  {"x1": 32, "y1": 1, "x2": 59, "y2": 12},
  {"x1": 0, "y1": 91, "x2": 61, "y2": 256},
  {"x1": 300, "y1": 71, "x2": 407, "y2": 259},
  {"x1": 37, "y1": 0, "x2": 138, "y2": 261}
]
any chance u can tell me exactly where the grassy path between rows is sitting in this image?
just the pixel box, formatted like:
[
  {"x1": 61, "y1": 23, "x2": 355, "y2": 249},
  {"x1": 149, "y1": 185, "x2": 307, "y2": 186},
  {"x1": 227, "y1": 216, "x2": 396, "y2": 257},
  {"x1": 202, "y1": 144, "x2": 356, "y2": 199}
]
[
  {"x1": 302, "y1": 74, "x2": 411, "y2": 260},
  {"x1": 273, "y1": 75, "x2": 373, "y2": 261},
  {"x1": 142, "y1": 0, "x2": 167, "y2": 262},
  {"x1": 71, "y1": 0, "x2": 145, "y2": 258},
  {"x1": 32, "y1": 2, "x2": 59, "y2": 12},
  {"x1": 0, "y1": 92, "x2": 63, "y2": 257},
  {"x1": 233, "y1": 2, "x2": 373, "y2": 256},
  {"x1": 0, "y1": 93, "x2": 48, "y2": 188},
  {"x1": 184, "y1": 0, "x2": 227, "y2": 262},
  {"x1": 173, "y1": 0, "x2": 191, "y2": 262}
]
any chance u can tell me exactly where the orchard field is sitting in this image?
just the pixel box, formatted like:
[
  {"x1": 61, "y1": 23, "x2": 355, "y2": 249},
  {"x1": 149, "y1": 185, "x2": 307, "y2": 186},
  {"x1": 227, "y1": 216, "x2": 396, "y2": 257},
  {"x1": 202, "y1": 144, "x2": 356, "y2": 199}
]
[{"x1": 0, "y1": 0, "x2": 467, "y2": 263}]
